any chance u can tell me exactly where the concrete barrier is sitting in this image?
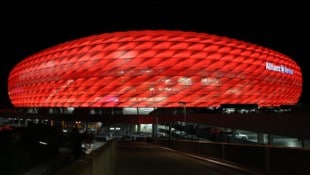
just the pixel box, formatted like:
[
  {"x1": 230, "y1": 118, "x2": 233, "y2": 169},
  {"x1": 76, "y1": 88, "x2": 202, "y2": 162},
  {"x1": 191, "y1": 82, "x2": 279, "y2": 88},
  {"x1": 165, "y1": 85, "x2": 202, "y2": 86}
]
[
  {"x1": 54, "y1": 139, "x2": 116, "y2": 175},
  {"x1": 269, "y1": 146, "x2": 310, "y2": 174},
  {"x1": 152, "y1": 138, "x2": 310, "y2": 174}
]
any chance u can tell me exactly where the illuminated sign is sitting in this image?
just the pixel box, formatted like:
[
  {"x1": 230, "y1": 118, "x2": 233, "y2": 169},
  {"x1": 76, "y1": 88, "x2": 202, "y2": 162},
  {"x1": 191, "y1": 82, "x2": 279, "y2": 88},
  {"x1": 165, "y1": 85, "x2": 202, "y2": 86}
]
[{"x1": 265, "y1": 62, "x2": 294, "y2": 75}]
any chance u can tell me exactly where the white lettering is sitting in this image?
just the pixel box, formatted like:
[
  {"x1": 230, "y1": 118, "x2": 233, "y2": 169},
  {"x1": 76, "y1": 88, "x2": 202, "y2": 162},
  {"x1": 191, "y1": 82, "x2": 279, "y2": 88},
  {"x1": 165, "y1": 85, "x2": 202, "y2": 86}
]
[{"x1": 265, "y1": 62, "x2": 293, "y2": 75}]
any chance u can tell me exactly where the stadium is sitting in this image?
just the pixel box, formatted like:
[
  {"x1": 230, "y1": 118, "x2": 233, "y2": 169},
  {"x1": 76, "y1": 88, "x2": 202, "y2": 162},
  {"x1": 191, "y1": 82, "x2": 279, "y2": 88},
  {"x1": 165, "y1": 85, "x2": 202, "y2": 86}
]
[{"x1": 8, "y1": 30, "x2": 302, "y2": 110}]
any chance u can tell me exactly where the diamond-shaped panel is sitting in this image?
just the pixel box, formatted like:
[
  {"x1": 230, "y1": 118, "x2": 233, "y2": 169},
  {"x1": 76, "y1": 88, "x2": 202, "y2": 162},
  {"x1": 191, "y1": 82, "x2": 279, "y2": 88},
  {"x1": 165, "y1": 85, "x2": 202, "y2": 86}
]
[{"x1": 8, "y1": 30, "x2": 302, "y2": 107}]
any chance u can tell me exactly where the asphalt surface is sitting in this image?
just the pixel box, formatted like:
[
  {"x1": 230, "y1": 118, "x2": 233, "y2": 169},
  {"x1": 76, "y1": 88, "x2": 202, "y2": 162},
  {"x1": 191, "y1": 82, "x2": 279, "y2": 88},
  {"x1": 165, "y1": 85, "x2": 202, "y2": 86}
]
[
  {"x1": 115, "y1": 141, "x2": 255, "y2": 175},
  {"x1": 23, "y1": 147, "x2": 72, "y2": 175}
]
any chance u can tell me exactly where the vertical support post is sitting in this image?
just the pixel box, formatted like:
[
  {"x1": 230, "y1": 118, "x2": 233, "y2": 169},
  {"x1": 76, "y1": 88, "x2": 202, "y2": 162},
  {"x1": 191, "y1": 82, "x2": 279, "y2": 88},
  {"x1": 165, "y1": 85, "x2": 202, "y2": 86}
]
[
  {"x1": 169, "y1": 122, "x2": 172, "y2": 140},
  {"x1": 178, "y1": 102, "x2": 187, "y2": 139},
  {"x1": 221, "y1": 143, "x2": 226, "y2": 160},
  {"x1": 265, "y1": 146, "x2": 271, "y2": 173},
  {"x1": 301, "y1": 138, "x2": 304, "y2": 148},
  {"x1": 267, "y1": 134, "x2": 273, "y2": 145},
  {"x1": 257, "y1": 133, "x2": 264, "y2": 144}
]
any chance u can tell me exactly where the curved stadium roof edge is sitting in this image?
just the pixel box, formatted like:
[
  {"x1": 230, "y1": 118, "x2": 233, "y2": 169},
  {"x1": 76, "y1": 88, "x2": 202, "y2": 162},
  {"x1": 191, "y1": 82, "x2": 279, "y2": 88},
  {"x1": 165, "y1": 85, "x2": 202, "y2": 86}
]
[{"x1": 8, "y1": 30, "x2": 303, "y2": 108}]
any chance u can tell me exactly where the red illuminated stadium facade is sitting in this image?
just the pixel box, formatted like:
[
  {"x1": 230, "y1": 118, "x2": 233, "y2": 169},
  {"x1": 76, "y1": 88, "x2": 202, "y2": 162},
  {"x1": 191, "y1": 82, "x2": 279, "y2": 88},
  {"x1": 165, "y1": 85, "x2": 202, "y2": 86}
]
[{"x1": 8, "y1": 30, "x2": 302, "y2": 108}]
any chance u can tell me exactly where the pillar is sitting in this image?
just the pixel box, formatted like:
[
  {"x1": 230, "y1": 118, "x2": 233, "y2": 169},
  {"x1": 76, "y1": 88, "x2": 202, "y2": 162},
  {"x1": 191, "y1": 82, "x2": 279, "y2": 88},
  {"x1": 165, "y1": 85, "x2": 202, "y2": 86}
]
[
  {"x1": 257, "y1": 133, "x2": 264, "y2": 144},
  {"x1": 267, "y1": 134, "x2": 273, "y2": 145}
]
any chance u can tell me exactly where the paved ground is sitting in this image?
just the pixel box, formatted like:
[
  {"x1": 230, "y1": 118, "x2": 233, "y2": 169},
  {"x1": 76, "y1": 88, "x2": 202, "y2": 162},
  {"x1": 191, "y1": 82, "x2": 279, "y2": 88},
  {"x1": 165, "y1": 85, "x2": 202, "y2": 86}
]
[
  {"x1": 23, "y1": 147, "x2": 72, "y2": 175},
  {"x1": 115, "y1": 141, "x2": 258, "y2": 175}
]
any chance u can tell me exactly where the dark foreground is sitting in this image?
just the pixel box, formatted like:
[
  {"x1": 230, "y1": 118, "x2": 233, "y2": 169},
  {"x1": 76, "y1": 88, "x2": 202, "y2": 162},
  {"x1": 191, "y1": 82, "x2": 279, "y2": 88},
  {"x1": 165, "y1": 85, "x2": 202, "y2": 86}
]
[{"x1": 115, "y1": 141, "x2": 254, "y2": 175}]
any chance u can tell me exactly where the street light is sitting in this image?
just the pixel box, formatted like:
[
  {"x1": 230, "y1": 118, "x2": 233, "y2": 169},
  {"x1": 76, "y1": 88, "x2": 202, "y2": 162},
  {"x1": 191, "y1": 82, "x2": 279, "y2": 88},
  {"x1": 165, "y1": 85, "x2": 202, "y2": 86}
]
[
  {"x1": 178, "y1": 101, "x2": 187, "y2": 139},
  {"x1": 178, "y1": 101, "x2": 186, "y2": 122}
]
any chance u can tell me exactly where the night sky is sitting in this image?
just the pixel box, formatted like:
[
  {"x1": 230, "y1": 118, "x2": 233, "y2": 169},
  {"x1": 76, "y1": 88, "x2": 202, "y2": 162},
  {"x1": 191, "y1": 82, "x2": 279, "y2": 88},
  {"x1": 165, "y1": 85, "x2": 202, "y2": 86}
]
[{"x1": 1, "y1": 2, "x2": 309, "y2": 107}]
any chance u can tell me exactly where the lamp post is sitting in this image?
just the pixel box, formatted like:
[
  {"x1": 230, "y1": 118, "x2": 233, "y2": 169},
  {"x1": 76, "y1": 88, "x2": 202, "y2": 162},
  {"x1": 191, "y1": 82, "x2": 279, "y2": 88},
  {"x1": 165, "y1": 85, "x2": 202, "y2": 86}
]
[
  {"x1": 178, "y1": 102, "x2": 187, "y2": 123},
  {"x1": 178, "y1": 101, "x2": 187, "y2": 139}
]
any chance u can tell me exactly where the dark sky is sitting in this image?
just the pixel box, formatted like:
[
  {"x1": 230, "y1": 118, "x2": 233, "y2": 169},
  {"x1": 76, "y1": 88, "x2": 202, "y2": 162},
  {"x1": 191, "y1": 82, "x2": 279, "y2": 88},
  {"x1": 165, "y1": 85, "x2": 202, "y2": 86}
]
[{"x1": 1, "y1": 2, "x2": 309, "y2": 107}]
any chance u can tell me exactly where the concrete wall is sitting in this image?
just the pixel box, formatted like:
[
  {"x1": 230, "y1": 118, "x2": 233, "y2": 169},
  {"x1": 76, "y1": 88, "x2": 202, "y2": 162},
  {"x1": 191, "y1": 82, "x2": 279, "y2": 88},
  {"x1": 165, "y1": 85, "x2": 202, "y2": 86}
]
[
  {"x1": 54, "y1": 140, "x2": 116, "y2": 175},
  {"x1": 152, "y1": 139, "x2": 310, "y2": 175}
]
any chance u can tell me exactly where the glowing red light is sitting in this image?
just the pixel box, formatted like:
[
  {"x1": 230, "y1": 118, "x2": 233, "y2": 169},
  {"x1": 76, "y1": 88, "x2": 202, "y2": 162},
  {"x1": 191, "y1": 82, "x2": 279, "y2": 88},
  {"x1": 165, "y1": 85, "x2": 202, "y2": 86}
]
[{"x1": 8, "y1": 30, "x2": 302, "y2": 107}]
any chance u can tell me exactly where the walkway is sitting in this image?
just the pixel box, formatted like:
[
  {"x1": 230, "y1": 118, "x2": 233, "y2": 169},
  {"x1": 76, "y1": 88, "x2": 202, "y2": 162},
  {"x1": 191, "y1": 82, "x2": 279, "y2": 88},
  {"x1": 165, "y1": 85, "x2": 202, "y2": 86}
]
[
  {"x1": 115, "y1": 141, "x2": 257, "y2": 175},
  {"x1": 24, "y1": 147, "x2": 72, "y2": 175}
]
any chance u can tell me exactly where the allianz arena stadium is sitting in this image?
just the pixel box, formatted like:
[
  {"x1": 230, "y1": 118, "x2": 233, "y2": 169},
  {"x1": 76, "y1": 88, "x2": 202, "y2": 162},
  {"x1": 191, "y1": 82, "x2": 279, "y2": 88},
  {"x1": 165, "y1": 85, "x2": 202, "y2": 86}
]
[{"x1": 8, "y1": 30, "x2": 302, "y2": 108}]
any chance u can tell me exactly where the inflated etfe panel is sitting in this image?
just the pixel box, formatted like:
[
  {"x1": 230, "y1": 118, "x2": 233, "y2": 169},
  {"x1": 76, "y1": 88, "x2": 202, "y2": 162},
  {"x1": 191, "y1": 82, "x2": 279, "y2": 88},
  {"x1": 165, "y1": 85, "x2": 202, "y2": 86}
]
[{"x1": 8, "y1": 30, "x2": 302, "y2": 107}]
